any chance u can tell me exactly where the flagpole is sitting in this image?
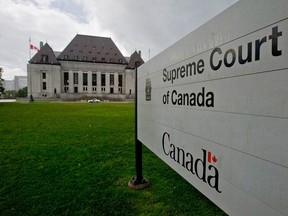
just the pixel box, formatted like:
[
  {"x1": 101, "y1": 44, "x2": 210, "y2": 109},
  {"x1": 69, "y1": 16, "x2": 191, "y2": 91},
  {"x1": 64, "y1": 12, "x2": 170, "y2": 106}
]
[
  {"x1": 28, "y1": 37, "x2": 33, "y2": 102},
  {"x1": 29, "y1": 37, "x2": 31, "y2": 61}
]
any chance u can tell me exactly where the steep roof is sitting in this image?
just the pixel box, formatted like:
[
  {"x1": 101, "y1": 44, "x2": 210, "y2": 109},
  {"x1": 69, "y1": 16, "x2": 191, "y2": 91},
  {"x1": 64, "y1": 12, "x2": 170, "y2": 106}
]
[
  {"x1": 126, "y1": 51, "x2": 144, "y2": 69},
  {"x1": 57, "y1": 34, "x2": 128, "y2": 64},
  {"x1": 29, "y1": 43, "x2": 59, "y2": 64}
]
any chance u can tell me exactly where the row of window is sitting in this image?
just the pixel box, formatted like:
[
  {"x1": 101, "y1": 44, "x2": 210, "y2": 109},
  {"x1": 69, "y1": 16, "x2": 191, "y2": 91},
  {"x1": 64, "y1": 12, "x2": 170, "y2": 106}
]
[
  {"x1": 44, "y1": 84, "x2": 124, "y2": 94},
  {"x1": 67, "y1": 86, "x2": 123, "y2": 94},
  {"x1": 64, "y1": 72, "x2": 122, "y2": 87},
  {"x1": 41, "y1": 71, "x2": 123, "y2": 92},
  {"x1": 63, "y1": 55, "x2": 122, "y2": 63}
]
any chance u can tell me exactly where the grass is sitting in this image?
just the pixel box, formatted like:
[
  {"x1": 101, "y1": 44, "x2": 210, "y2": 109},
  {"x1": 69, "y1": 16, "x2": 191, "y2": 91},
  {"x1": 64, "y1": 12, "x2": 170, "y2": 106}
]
[{"x1": 0, "y1": 102, "x2": 227, "y2": 216}]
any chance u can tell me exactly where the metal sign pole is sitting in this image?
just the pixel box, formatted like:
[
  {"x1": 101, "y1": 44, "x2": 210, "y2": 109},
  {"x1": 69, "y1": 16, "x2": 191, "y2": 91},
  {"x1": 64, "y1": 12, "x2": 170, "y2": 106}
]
[{"x1": 128, "y1": 61, "x2": 149, "y2": 189}]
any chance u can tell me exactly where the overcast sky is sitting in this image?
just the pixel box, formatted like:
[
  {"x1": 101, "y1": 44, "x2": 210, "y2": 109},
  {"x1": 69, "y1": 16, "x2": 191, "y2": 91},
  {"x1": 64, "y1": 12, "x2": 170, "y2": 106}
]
[{"x1": 0, "y1": 0, "x2": 238, "y2": 80}]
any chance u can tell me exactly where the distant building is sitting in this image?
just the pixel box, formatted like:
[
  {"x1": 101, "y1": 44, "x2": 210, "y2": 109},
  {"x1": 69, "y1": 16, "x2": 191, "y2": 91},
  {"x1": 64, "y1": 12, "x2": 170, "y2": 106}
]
[
  {"x1": 27, "y1": 34, "x2": 144, "y2": 100},
  {"x1": 14, "y1": 76, "x2": 27, "y2": 90},
  {"x1": 3, "y1": 76, "x2": 27, "y2": 91},
  {"x1": 3, "y1": 80, "x2": 14, "y2": 91}
]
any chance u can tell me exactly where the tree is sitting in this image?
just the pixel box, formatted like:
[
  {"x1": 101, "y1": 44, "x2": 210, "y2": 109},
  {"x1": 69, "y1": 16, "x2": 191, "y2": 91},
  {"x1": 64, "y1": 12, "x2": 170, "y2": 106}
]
[
  {"x1": 17, "y1": 86, "x2": 28, "y2": 98},
  {"x1": 0, "y1": 67, "x2": 5, "y2": 94},
  {"x1": 4, "y1": 90, "x2": 17, "y2": 99}
]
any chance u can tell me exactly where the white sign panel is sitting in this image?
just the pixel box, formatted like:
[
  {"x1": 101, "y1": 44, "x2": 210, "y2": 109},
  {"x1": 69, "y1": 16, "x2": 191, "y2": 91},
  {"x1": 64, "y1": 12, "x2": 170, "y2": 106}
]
[{"x1": 137, "y1": 0, "x2": 288, "y2": 215}]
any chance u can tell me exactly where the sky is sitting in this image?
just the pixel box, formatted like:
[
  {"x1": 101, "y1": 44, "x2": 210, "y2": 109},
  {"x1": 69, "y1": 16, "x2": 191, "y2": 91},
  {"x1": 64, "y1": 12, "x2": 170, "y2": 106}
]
[{"x1": 0, "y1": 0, "x2": 238, "y2": 80}]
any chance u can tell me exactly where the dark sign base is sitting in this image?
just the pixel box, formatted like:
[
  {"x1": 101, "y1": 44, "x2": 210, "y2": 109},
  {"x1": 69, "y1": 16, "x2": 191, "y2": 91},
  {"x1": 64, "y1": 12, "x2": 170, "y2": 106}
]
[{"x1": 128, "y1": 177, "x2": 150, "y2": 190}]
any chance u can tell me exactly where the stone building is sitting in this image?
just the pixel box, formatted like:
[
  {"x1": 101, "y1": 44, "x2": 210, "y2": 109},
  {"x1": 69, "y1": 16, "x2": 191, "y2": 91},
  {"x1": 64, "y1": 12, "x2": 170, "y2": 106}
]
[{"x1": 27, "y1": 34, "x2": 144, "y2": 100}]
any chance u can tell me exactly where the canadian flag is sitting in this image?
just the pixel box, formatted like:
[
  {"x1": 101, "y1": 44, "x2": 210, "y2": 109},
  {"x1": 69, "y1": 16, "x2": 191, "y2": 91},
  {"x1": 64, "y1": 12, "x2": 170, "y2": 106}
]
[
  {"x1": 30, "y1": 43, "x2": 39, "y2": 51},
  {"x1": 207, "y1": 151, "x2": 218, "y2": 163}
]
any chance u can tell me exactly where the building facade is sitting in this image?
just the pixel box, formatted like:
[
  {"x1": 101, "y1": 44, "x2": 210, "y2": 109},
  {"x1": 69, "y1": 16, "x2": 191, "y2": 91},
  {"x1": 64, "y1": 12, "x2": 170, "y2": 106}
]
[
  {"x1": 3, "y1": 76, "x2": 27, "y2": 91},
  {"x1": 27, "y1": 34, "x2": 144, "y2": 100}
]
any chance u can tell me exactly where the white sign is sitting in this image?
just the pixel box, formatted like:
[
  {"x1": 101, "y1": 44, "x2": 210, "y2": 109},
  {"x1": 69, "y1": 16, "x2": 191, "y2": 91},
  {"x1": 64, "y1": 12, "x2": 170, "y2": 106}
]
[{"x1": 137, "y1": 0, "x2": 288, "y2": 215}]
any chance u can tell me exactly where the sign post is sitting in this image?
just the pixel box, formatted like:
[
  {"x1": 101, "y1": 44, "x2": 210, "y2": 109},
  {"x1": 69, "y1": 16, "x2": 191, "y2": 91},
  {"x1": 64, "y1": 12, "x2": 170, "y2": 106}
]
[{"x1": 128, "y1": 61, "x2": 149, "y2": 189}]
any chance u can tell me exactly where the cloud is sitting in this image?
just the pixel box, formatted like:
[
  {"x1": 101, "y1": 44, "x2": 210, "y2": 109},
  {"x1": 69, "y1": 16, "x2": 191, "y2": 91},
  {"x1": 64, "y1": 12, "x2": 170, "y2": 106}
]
[
  {"x1": 0, "y1": 0, "x2": 100, "y2": 79},
  {"x1": 78, "y1": 0, "x2": 238, "y2": 60},
  {"x1": 0, "y1": 0, "x2": 238, "y2": 80},
  {"x1": 1, "y1": 66, "x2": 24, "y2": 80}
]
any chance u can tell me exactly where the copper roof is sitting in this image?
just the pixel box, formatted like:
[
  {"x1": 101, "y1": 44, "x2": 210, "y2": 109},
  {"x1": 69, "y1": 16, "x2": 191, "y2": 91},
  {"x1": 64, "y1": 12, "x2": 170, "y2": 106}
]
[
  {"x1": 57, "y1": 34, "x2": 128, "y2": 64},
  {"x1": 29, "y1": 43, "x2": 59, "y2": 64},
  {"x1": 126, "y1": 51, "x2": 144, "y2": 69}
]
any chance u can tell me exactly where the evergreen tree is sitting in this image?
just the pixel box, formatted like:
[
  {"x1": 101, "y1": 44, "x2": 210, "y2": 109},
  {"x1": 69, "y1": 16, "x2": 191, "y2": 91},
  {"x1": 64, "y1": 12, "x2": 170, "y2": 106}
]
[
  {"x1": 17, "y1": 87, "x2": 28, "y2": 97},
  {"x1": 0, "y1": 67, "x2": 5, "y2": 95}
]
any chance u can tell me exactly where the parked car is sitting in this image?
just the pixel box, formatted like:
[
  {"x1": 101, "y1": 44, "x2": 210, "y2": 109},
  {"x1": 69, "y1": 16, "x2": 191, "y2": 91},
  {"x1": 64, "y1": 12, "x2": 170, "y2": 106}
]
[{"x1": 88, "y1": 98, "x2": 100, "y2": 103}]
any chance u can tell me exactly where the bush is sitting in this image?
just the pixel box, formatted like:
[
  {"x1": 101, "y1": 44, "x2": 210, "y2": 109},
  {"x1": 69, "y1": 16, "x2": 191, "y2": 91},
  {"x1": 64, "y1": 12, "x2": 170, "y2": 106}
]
[{"x1": 17, "y1": 86, "x2": 27, "y2": 97}]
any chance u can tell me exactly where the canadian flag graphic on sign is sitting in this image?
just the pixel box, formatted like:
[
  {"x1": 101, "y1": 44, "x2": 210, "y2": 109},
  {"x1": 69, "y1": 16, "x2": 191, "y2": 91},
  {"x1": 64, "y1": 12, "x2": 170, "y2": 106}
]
[{"x1": 208, "y1": 151, "x2": 217, "y2": 163}]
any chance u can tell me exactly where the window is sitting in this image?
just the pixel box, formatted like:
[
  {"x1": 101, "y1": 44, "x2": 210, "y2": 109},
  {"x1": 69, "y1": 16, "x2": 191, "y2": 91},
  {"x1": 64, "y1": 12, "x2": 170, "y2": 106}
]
[
  {"x1": 41, "y1": 54, "x2": 48, "y2": 62},
  {"x1": 92, "y1": 57, "x2": 97, "y2": 61},
  {"x1": 64, "y1": 72, "x2": 69, "y2": 85},
  {"x1": 42, "y1": 72, "x2": 46, "y2": 79},
  {"x1": 42, "y1": 82, "x2": 46, "y2": 90},
  {"x1": 83, "y1": 73, "x2": 88, "y2": 86},
  {"x1": 110, "y1": 74, "x2": 114, "y2": 86},
  {"x1": 101, "y1": 57, "x2": 105, "y2": 62},
  {"x1": 118, "y1": 74, "x2": 123, "y2": 87},
  {"x1": 64, "y1": 72, "x2": 69, "y2": 92},
  {"x1": 92, "y1": 73, "x2": 97, "y2": 86},
  {"x1": 74, "y1": 55, "x2": 78, "y2": 60},
  {"x1": 101, "y1": 74, "x2": 106, "y2": 86},
  {"x1": 64, "y1": 55, "x2": 69, "y2": 59},
  {"x1": 83, "y1": 56, "x2": 88, "y2": 60},
  {"x1": 74, "y1": 87, "x2": 78, "y2": 93},
  {"x1": 73, "y1": 72, "x2": 78, "y2": 84}
]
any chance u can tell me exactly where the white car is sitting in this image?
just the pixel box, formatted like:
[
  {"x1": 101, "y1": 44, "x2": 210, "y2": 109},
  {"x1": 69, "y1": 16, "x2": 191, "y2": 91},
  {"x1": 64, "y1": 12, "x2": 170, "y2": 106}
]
[{"x1": 88, "y1": 98, "x2": 100, "y2": 103}]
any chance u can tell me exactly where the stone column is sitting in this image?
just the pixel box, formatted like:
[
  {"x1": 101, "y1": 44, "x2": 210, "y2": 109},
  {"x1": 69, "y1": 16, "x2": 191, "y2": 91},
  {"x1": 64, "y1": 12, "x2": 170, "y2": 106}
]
[
  {"x1": 68, "y1": 70, "x2": 73, "y2": 93},
  {"x1": 105, "y1": 72, "x2": 110, "y2": 94},
  {"x1": 114, "y1": 71, "x2": 119, "y2": 93},
  {"x1": 97, "y1": 71, "x2": 101, "y2": 93},
  {"x1": 78, "y1": 70, "x2": 83, "y2": 93},
  {"x1": 88, "y1": 71, "x2": 92, "y2": 93}
]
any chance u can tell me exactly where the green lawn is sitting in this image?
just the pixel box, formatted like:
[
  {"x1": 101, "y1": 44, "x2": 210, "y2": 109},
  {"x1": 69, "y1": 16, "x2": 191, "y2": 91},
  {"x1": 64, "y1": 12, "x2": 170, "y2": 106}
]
[{"x1": 0, "y1": 102, "x2": 227, "y2": 216}]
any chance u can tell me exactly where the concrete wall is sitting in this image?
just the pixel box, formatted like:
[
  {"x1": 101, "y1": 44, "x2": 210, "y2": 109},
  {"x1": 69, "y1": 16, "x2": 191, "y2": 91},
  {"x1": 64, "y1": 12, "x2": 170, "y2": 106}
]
[
  {"x1": 125, "y1": 69, "x2": 135, "y2": 98},
  {"x1": 27, "y1": 64, "x2": 61, "y2": 98},
  {"x1": 28, "y1": 60, "x2": 136, "y2": 100}
]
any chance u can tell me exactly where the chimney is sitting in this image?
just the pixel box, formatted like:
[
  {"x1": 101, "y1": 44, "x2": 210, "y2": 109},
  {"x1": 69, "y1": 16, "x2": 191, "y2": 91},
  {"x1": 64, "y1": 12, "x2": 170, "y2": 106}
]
[
  {"x1": 40, "y1": 41, "x2": 44, "y2": 49},
  {"x1": 138, "y1": 50, "x2": 141, "y2": 57}
]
